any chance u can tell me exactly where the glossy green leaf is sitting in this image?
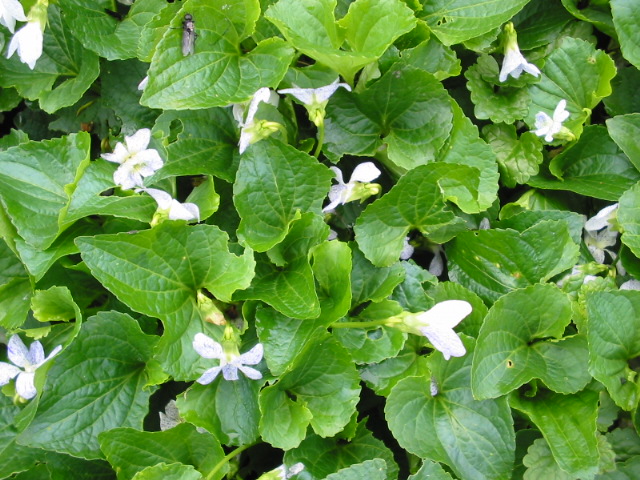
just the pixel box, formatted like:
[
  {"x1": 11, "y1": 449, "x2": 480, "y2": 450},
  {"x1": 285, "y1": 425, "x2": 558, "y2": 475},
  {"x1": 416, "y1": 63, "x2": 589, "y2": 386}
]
[
  {"x1": 419, "y1": 0, "x2": 531, "y2": 45},
  {"x1": 258, "y1": 384, "x2": 313, "y2": 450},
  {"x1": 350, "y1": 244, "x2": 405, "y2": 307},
  {"x1": 312, "y1": 240, "x2": 352, "y2": 323},
  {"x1": 98, "y1": 424, "x2": 225, "y2": 480},
  {"x1": 77, "y1": 222, "x2": 254, "y2": 313},
  {"x1": 177, "y1": 375, "x2": 262, "y2": 447},
  {"x1": 472, "y1": 284, "x2": 590, "y2": 399},
  {"x1": 0, "y1": 239, "x2": 31, "y2": 329},
  {"x1": 131, "y1": 463, "x2": 201, "y2": 480},
  {"x1": 528, "y1": 126, "x2": 640, "y2": 200},
  {"x1": 399, "y1": 35, "x2": 461, "y2": 81},
  {"x1": 521, "y1": 437, "x2": 575, "y2": 480},
  {"x1": 0, "y1": 395, "x2": 42, "y2": 478},
  {"x1": 408, "y1": 460, "x2": 454, "y2": 480},
  {"x1": 0, "y1": 132, "x2": 91, "y2": 250},
  {"x1": 386, "y1": 336, "x2": 515, "y2": 480},
  {"x1": 607, "y1": 114, "x2": 640, "y2": 172},
  {"x1": 31, "y1": 286, "x2": 78, "y2": 323},
  {"x1": 355, "y1": 164, "x2": 469, "y2": 267},
  {"x1": 447, "y1": 220, "x2": 579, "y2": 303},
  {"x1": 234, "y1": 140, "x2": 333, "y2": 252},
  {"x1": 285, "y1": 422, "x2": 398, "y2": 480},
  {"x1": 604, "y1": 67, "x2": 640, "y2": 116},
  {"x1": 611, "y1": 0, "x2": 640, "y2": 67},
  {"x1": 268, "y1": 335, "x2": 360, "y2": 438},
  {"x1": 619, "y1": 182, "x2": 640, "y2": 259},
  {"x1": 513, "y1": 0, "x2": 574, "y2": 50},
  {"x1": 510, "y1": 389, "x2": 599, "y2": 478},
  {"x1": 585, "y1": 290, "x2": 640, "y2": 411},
  {"x1": 561, "y1": 0, "x2": 616, "y2": 37},
  {"x1": 266, "y1": 0, "x2": 416, "y2": 84},
  {"x1": 528, "y1": 37, "x2": 616, "y2": 140},
  {"x1": 18, "y1": 312, "x2": 157, "y2": 459},
  {"x1": 142, "y1": 1, "x2": 294, "y2": 109},
  {"x1": 483, "y1": 124, "x2": 543, "y2": 188},
  {"x1": 324, "y1": 65, "x2": 453, "y2": 170}
]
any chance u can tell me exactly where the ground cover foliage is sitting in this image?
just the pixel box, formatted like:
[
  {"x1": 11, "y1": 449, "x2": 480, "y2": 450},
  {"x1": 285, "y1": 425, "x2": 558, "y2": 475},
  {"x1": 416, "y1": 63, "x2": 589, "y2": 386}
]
[{"x1": 0, "y1": 0, "x2": 640, "y2": 478}]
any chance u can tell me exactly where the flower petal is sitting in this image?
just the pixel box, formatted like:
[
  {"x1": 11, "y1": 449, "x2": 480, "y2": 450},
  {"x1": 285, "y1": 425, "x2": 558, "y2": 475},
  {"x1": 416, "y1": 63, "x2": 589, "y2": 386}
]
[
  {"x1": 196, "y1": 366, "x2": 222, "y2": 385},
  {"x1": 28, "y1": 340, "x2": 45, "y2": 366},
  {"x1": 125, "y1": 128, "x2": 152, "y2": 154},
  {"x1": 349, "y1": 162, "x2": 381, "y2": 183},
  {"x1": 237, "y1": 365, "x2": 262, "y2": 380},
  {"x1": 420, "y1": 325, "x2": 466, "y2": 360},
  {"x1": 221, "y1": 364, "x2": 240, "y2": 381},
  {"x1": 7, "y1": 335, "x2": 31, "y2": 368},
  {"x1": 101, "y1": 142, "x2": 129, "y2": 165},
  {"x1": 417, "y1": 300, "x2": 472, "y2": 329},
  {"x1": 584, "y1": 203, "x2": 618, "y2": 231},
  {"x1": 15, "y1": 371, "x2": 37, "y2": 399},
  {"x1": 144, "y1": 188, "x2": 173, "y2": 210},
  {"x1": 193, "y1": 333, "x2": 223, "y2": 359},
  {"x1": 238, "y1": 343, "x2": 263, "y2": 365},
  {"x1": 0, "y1": 362, "x2": 21, "y2": 386},
  {"x1": 168, "y1": 201, "x2": 200, "y2": 222}
]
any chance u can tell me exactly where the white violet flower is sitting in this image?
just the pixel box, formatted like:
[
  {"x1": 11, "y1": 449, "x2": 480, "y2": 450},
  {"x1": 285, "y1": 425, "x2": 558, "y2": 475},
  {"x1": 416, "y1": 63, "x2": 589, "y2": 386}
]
[
  {"x1": 278, "y1": 79, "x2": 351, "y2": 126},
  {"x1": 400, "y1": 236, "x2": 414, "y2": 260},
  {"x1": 137, "y1": 75, "x2": 149, "y2": 91},
  {"x1": 139, "y1": 188, "x2": 199, "y2": 223},
  {"x1": 620, "y1": 279, "x2": 640, "y2": 291},
  {"x1": 0, "y1": 0, "x2": 26, "y2": 33},
  {"x1": 0, "y1": 335, "x2": 61, "y2": 400},
  {"x1": 534, "y1": 99, "x2": 570, "y2": 143},
  {"x1": 323, "y1": 162, "x2": 381, "y2": 213},
  {"x1": 7, "y1": 18, "x2": 43, "y2": 69},
  {"x1": 584, "y1": 203, "x2": 619, "y2": 264},
  {"x1": 258, "y1": 463, "x2": 305, "y2": 480},
  {"x1": 499, "y1": 22, "x2": 540, "y2": 83},
  {"x1": 193, "y1": 333, "x2": 263, "y2": 383},
  {"x1": 101, "y1": 128, "x2": 163, "y2": 190},
  {"x1": 234, "y1": 87, "x2": 280, "y2": 154},
  {"x1": 399, "y1": 300, "x2": 472, "y2": 360}
]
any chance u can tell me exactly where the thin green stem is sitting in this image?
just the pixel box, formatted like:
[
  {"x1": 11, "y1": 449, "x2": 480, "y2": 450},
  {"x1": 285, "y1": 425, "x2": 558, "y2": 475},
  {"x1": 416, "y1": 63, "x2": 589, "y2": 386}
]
[
  {"x1": 330, "y1": 319, "x2": 390, "y2": 329},
  {"x1": 313, "y1": 122, "x2": 325, "y2": 157},
  {"x1": 206, "y1": 442, "x2": 254, "y2": 479}
]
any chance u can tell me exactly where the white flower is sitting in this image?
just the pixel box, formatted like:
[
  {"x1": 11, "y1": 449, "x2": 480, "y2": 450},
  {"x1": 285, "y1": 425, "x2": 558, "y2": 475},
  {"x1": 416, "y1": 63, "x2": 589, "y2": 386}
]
[
  {"x1": 499, "y1": 23, "x2": 540, "y2": 82},
  {"x1": 0, "y1": 335, "x2": 61, "y2": 400},
  {"x1": 101, "y1": 128, "x2": 163, "y2": 190},
  {"x1": 278, "y1": 79, "x2": 350, "y2": 126},
  {"x1": 534, "y1": 99, "x2": 570, "y2": 143},
  {"x1": 193, "y1": 333, "x2": 263, "y2": 383},
  {"x1": 584, "y1": 203, "x2": 619, "y2": 264},
  {"x1": 140, "y1": 188, "x2": 199, "y2": 222},
  {"x1": 621, "y1": 279, "x2": 640, "y2": 291},
  {"x1": 137, "y1": 75, "x2": 149, "y2": 91},
  {"x1": 234, "y1": 87, "x2": 280, "y2": 154},
  {"x1": 0, "y1": 0, "x2": 26, "y2": 33},
  {"x1": 323, "y1": 162, "x2": 381, "y2": 213},
  {"x1": 428, "y1": 245, "x2": 445, "y2": 276},
  {"x1": 7, "y1": 19, "x2": 43, "y2": 69},
  {"x1": 405, "y1": 300, "x2": 472, "y2": 360},
  {"x1": 400, "y1": 236, "x2": 414, "y2": 260},
  {"x1": 258, "y1": 463, "x2": 305, "y2": 480}
]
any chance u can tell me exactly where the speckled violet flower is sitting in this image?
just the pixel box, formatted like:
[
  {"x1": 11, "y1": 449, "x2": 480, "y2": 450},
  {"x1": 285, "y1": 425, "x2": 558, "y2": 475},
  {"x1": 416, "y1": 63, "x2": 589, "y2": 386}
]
[
  {"x1": 402, "y1": 300, "x2": 472, "y2": 360},
  {"x1": 101, "y1": 128, "x2": 163, "y2": 190},
  {"x1": 278, "y1": 79, "x2": 351, "y2": 126},
  {"x1": 323, "y1": 162, "x2": 381, "y2": 213},
  {"x1": 533, "y1": 99, "x2": 570, "y2": 143},
  {"x1": 193, "y1": 333, "x2": 263, "y2": 383},
  {"x1": 0, "y1": 0, "x2": 27, "y2": 33},
  {"x1": 0, "y1": 335, "x2": 61, "y2": 400},
  {"x1": 499, "y1": 22, "x2": 540, "y2": 82}
]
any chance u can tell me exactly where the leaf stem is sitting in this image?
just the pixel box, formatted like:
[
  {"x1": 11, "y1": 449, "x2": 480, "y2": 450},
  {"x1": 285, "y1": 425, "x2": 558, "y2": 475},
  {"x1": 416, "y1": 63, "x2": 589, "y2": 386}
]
[
  {"x1": 313, "y1": 122, "x2": 325, "y2": 157},
  {"x1": 330, "y1": 319, "x2": 390, "y2": 329},
  {"x1": 206, "y1": 442, "x2": 254, "y2": 479}
]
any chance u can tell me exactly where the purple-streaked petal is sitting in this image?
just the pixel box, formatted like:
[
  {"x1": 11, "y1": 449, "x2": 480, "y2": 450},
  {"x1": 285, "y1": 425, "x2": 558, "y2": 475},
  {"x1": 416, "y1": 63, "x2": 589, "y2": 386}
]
[
  {"x1": 221, "y1": 364, "x2": 240, "y2": 381},
  {"x1": 28, "y1": 340, "x2": 45, "y2": 365},
  {"x1": 15, "y1": 371, "x2": 37, "y2": 399},
  {"x1": 237, "y1": 365, "x2": 262, "y2": 380},
  {"x1": 7, "y1": 335, "x2": 30, "y2": 368},
  {"x1": 0, "y1": 362, "x2": 21, "y2": 385},
  {"x1": 196, "y1": 366, "x2": 222, "y2": 385},
  {"x1": 193, "y1": 333, "x2": 223, "y2": 359},
  {"x1": 238, "y1": 343, "x2": 263, "y2": 365}
]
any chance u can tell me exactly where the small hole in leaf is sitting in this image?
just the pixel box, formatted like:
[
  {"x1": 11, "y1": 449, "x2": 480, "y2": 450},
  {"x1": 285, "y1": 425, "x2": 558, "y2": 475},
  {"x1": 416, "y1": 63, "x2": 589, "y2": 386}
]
[
  {"x1": 366, "y1": 328, "x2": 383, "y2": 340},
  {"x1": 506, "y1": 359, "x2": 514, "y2": 368}
]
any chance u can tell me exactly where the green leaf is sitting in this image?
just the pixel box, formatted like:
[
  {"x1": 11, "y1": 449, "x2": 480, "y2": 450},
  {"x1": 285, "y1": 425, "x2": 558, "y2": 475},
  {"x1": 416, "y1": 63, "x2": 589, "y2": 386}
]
[
  {"x1": 43, "y1": 452, "x2": 115, "y2": 480},
  {"x1": 472, "y1": 284, "x2": 590, "y2": 399},
  {"x1": 399, "y1": 35, "x2": 461, "y2": 81},
  {"x1": 604, "y1": 67, "x2": 640, "y2": 116},
  {"x1": 18, "y1": 311, "x2": 157, "y2": 459},
  {"x1": 31, "y1": 286, "x2": 78, "y2": 323},
  {"x1": 285, "y1": 422, "x2": 398, "y2": 480},
  {"x1": 528, "y1": 126, "x2": 640, "y2": 200},
  {"x1": 0, "y1": 395, "x2": 42, "y2": 478},
  {"x1": 465, "y1": 55, "x2": 533, "y2": 124},
  {"x1": 0, "y1": 6, "x2": 100, "y2": 113},
  {"x1": 419, "y1": 0, "x2": 531, "y2": 45},
  {"x1": 77, "y1": 222, "x2": 254, "y2": 313},
  {"x1": 510, "y1": 389, "x2": 600, "y2": 478},
  {"x1": 447, "y1": 220, "x2": 579, "y2": 303},
  {"x1": 437, "y1": 100, "x2": 499, "y2": 212},
  {"x1": 350, "y1": 244, "x2": 405, "y2": 307},
  {"x1": 323, "y1": 459, "x2": 387, "y2": 480},
  {"x1": 585, "y1": 290, "x2": 640, "y2": 411},
  {"x1": 426, "y1": 281, "x2": 488, "y2": 339},
  {"x1": 324, "y1": 65, "x2": 453, "y2": 170},
  {"x1": 177, "y1": 375, "x2": 262, "y2": 446},
  {"x1": 607, "y1": 114, "x2": 640, "y2": 172},
  {"x1": 513, "y1": 0, "x2": 574, "y2": 50},
  {"x1": 142, "y1": 1, "x2": 294, "y2": 109},
  {"x1": 483, "y1": 124, "x2": 543, "y2": 188},
  {"x1": 386, "y1": 336, "x2": 515, "y2": 480},
  {"x1": 528, "y1": 37, "x2": 617, "y2": 140},
  {"x1": 619, "y1": 182, "x2": 640, "y2": 259},
  {"x1": 0, "y1": 133, "x2": 91, "y2": 250},
  {"x1": 494, "y1": 209, "x2": 586, "y2": 245},
  {"x1": 408, "y1": 460, "x2": 454, "y2": 480},
  {"x1": 131, "y1": 463, "x2": 202, "y2": 480},
  {"x1": 312, "y1": 240, "x2": 352, "y2": 323},
  {"x1": 266, "y1": 0, "x2": 416, "y2": 84},
  {"x1": 611, "y1": 0, "x2": 640, "y2": 68},
  {"x1": 354, "y1": 164, "x2": 467, "y2": 267},
  {"x1": 234, "y1": 140, "x2": 333, "y2": 252},
  {"x1": 561, "y1": 0, "x2": 616, "y2": 37},
  {"x1": 522, "y1": 437, "x2": 575, "y2": 480},
  {"x1": 98, "y1": 424, "x2": 225, "y2": 480},
  {"x1": 258, "y1": 384, "x2": 313, "y2": 450},
  {"x1": 0, "y1": 239, "x2": 31, "y2": 329},
  {"x1": 268, "y1": 335, "x2": 361, "y2": 438}
]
